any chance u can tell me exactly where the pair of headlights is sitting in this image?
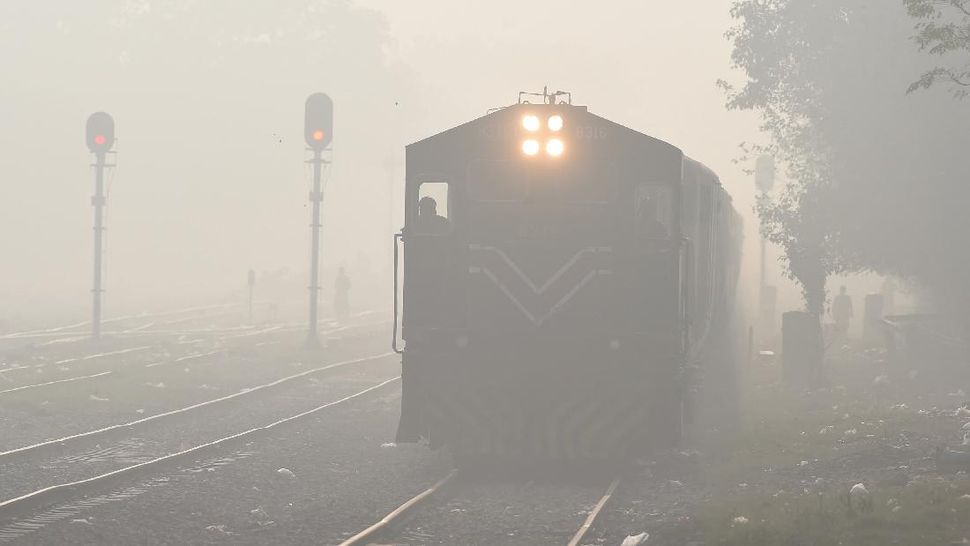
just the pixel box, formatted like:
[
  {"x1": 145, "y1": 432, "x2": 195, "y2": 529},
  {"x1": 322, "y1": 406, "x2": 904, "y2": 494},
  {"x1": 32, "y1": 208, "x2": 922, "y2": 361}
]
[
  {"x1": 522, "y1": 139, "x2": 564, "y2": 157},
  {"x1": 523, "y1": 114, "x2": 564, "y2": 132},
  {"x1": 522, "y1": 114, "x2": 564, "y2": 157}
]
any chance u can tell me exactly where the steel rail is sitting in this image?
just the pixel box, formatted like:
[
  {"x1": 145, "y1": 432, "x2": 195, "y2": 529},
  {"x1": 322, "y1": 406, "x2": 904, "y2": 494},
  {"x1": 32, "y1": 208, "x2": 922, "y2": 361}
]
[
  {"x1": 338, "y1": 470, "x2": 459, "y2": 546},
  {"x1": 567, "y1": 477, "x2": 621, "y2": 546},
  {"x1": 0, "y1": 371, "x2": 112, "y2": 396},
  {"x1": 0, "y1": 304, "x2": 238, "y2": 340}
]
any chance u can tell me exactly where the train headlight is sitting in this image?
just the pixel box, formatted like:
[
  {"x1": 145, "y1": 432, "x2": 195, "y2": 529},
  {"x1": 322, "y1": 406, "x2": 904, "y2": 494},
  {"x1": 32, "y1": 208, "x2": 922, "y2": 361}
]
[
  {"x1": 522, "y1": 139, "x2": 540, "y2": 156},
  {"x1": 546, "y1": 139, "x2": 564, "y2": 157},
  {"x1": 547, "y1": 115, "x2": 564, "y2": 132},
  {"x1": 522, "y1": 115, "x2": 541, "y2": 132}
]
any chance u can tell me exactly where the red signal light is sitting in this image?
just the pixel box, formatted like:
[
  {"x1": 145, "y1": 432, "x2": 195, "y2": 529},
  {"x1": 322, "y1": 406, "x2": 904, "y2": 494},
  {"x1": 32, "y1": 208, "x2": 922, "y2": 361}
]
[
  {"x1": 305, "y1": 93, "x2": 333, "y2": 150},
  {"x1": 86, "y1": 112, "x2": 115, "y2": 153}
]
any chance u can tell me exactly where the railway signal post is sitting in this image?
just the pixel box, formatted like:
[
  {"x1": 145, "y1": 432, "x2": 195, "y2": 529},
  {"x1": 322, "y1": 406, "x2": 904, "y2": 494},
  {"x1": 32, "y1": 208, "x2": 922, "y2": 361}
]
[
  {"x1": 85, "y1": 112, "x2": 116, "y2": 340},
  {"x1": 755, "y1": 154, "x2": 777, "y2": 344},
  {"x1": 304, "y1": 93, "x2": 334, "y2": 350}
]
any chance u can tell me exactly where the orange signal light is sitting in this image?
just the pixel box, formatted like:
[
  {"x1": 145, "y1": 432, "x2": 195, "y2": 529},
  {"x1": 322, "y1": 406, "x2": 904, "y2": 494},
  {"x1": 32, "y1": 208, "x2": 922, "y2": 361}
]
[{"x1": 312, "y1": 130, "x2": 325, "y2": 142}]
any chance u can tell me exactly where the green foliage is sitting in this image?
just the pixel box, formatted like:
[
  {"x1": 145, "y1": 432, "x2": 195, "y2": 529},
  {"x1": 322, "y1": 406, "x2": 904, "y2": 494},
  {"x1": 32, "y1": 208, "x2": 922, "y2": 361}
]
[
  {"x1": 721, "y1": 1, "x2": 853, "y2": 315},
  {"x1": 723, "y1": 1, "x2": 970, "y2": 322},
  {"x1": 905, "y1": 0, "x2": 970, "y2": 98}
]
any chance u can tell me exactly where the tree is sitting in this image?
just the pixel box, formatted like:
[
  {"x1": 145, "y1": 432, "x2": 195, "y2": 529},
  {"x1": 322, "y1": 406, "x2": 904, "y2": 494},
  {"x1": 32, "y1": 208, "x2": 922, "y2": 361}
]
[
  {"x1": 724, "y1": 0, "x2": 970, "y2": 331},
  {"x1": 721, "y1": 1, "x2": 852, "y2": 317},
  {"x1": 905, "y1": 0, "x2": 970, "y2": 98}
]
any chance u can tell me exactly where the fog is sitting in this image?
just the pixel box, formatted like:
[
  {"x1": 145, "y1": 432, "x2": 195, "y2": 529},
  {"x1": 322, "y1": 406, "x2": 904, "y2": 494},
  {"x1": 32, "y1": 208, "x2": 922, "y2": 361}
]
[
  {"x1": 0, "y1": 0, "x2": 764, "y2": 326},
  {"x1": 6, "y1": 3, "x2": 970, "y2": 545}
]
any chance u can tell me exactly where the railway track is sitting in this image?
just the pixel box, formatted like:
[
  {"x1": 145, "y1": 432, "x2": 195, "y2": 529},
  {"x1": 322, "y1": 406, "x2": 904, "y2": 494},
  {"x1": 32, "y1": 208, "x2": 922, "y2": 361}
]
[
  {"x1": 0, "y1": 318, "x2": 387, "y2": 399},
  {"x1": 338, "y1": 471, "x2": 622, "y2": 546},
  {"x1": 0, "y1": 358, "x2": 401, "y2": 533},
  {"x1": 0, "y1": 351, "x2": 395, "y2": 463},
  {"x1": 0, "y1": 304, "x2": 241, "y2": 345}
]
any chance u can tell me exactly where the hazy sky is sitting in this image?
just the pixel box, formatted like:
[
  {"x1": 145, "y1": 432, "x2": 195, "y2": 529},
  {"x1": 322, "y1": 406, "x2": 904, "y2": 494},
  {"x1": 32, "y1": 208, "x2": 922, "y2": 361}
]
[
  {"x1": 367, "y1": 0, "x2": 762, "y2": 180},
  {"x1": 1, "y1": 1, "x2": 769, "y2": 324}
]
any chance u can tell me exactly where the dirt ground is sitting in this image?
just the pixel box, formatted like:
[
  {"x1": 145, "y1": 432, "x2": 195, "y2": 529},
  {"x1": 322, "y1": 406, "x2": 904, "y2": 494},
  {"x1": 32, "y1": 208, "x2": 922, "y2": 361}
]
[
  {"x1": 5, "y1": 334, "x2": 970, "y2": 546},
  {"x1": 593, "y1": 343, "x2": 970, "y2": 546}
]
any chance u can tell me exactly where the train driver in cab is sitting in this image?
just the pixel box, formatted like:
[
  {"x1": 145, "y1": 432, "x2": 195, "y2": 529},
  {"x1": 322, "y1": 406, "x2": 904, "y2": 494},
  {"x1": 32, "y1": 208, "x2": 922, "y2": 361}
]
[
  {"x1": 637, "y1": 197, "x2": 668, "y2": 239},
  {"x1": 413, "y1": 196, "x2": 450, "y2": 235}
]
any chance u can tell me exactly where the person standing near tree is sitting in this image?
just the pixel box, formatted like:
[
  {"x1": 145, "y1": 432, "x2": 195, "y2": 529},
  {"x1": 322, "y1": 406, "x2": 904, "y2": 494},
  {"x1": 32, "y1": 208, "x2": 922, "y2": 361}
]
[{"x1": 832, "y1": 285, "x2": 853, "y2": 341}]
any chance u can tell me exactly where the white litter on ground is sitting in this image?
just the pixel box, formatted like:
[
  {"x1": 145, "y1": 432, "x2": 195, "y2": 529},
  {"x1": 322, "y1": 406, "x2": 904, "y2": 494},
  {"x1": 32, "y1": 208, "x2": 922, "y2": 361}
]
[
  {"x1": 621, "y1": 532, "x2": 650, "y2": 546},
  {"x1": 205, "y1": 524, "x2": 233, "y2": 535}
]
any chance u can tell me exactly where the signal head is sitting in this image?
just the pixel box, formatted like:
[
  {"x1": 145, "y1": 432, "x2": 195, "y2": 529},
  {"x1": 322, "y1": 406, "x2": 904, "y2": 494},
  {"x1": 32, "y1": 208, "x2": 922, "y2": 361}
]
[
  {"x1": 86, "y1": 112, "x2": 115, "y2": 154},
  {"x1": 305, "y1": 93, "x2": 334, "y2": 150}
]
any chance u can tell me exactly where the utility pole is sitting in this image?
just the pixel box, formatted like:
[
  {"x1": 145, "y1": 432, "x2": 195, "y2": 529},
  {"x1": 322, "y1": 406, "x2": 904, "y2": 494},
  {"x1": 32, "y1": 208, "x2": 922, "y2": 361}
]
[
  {"x1": 86, "y1": 112, "x2": 115, "y2": 341},
  {"x1": 760, "y1": 231, "x2": 767, "y2": 297},
  {"x1": 304, "y1": 93, "x2": 334, "y2": 350}
]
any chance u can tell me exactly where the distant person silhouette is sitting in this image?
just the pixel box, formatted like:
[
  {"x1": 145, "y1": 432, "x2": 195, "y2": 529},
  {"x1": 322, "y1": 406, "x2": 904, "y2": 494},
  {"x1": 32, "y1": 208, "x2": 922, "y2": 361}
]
[
  {"x1": 832, "y1": 285, "x2": 853, "y2": 339},
  {"x1": 413, "y1": 196, "x2": 450, "y2": 235},
  {"x1": 637, "y1": 197, "x2": 668, "y2": 239},
  {"x1": 334, "y1": 267, "x2": 351, "y2": 324}
]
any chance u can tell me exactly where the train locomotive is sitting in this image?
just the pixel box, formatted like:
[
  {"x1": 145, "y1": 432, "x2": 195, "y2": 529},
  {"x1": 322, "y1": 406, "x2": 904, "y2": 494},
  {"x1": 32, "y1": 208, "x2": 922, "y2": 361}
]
[{"x1": 393, "y1": 90, "x2": 742, "y2": 461}]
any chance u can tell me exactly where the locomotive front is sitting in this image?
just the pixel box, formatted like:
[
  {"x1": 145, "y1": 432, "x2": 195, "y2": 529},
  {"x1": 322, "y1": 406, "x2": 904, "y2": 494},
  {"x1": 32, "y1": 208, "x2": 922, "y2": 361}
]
[{"x1": 395, "y1": 97, "x2": 689, "y2": 461}]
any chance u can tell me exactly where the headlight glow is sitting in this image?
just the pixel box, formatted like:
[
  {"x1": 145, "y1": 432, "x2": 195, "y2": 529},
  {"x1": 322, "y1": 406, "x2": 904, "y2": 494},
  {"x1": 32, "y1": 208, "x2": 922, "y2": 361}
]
[
  {"x1": 522, "y1": 139, "x2": 540, "y2": 156},
  {"x1": 547, "y1": 115, "x2": 564, "y2": 132},
  {"x1": 546, "y1": 139, "x2": 564, "y2": 157},
  {"x1": 522, "y1": 115, "x2": 541, "y2": 132}
]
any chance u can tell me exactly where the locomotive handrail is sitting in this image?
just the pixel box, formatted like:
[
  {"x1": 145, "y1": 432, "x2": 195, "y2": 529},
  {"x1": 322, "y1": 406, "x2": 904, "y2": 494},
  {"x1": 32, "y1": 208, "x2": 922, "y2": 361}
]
[{"x1": 392, "y1": 231, "x2": 405, "y2": 354}]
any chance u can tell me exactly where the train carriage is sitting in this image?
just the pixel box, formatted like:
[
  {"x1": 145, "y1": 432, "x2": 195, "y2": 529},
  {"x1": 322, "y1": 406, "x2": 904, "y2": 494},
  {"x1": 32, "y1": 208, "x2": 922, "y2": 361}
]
[{"x1": 393, "y1": 91, "x2": 742, "y2": 461}]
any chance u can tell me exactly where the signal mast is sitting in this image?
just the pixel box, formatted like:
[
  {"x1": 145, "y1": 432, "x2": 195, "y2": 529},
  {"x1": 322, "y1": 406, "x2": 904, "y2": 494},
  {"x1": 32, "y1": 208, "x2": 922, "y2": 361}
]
[
  {"x1": 85, "y1": 112, "x2": 115, "y2": 340},
  {"x1": 304, "y1": 93, "x2": 334, "y2": 349}
]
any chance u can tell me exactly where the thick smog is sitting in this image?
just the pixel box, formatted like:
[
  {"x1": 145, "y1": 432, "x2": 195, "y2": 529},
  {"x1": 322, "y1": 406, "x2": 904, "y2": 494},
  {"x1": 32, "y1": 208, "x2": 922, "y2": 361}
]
[{"x1": 2, "y1": 1, "x2": 969, "y2": 545}]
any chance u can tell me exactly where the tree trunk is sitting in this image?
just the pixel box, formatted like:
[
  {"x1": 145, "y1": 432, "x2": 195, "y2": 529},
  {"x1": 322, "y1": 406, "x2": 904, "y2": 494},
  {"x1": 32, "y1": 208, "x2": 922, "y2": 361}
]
[{"x1": 785, "y1": 269, "x2": 826, "y2": 388}]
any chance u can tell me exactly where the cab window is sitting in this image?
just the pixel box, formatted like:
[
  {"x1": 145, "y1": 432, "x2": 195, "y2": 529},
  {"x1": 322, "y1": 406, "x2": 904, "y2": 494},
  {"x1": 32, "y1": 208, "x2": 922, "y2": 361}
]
[{"x1": 413, "y1": 182, "x2": 451, "y2": 235}]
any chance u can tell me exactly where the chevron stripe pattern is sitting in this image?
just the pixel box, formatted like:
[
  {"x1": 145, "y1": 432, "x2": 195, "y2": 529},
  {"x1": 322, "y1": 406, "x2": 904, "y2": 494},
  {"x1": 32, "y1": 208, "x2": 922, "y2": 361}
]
[{"x1": 468, "y1": 245, "x2": 612, "y2": 327}]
